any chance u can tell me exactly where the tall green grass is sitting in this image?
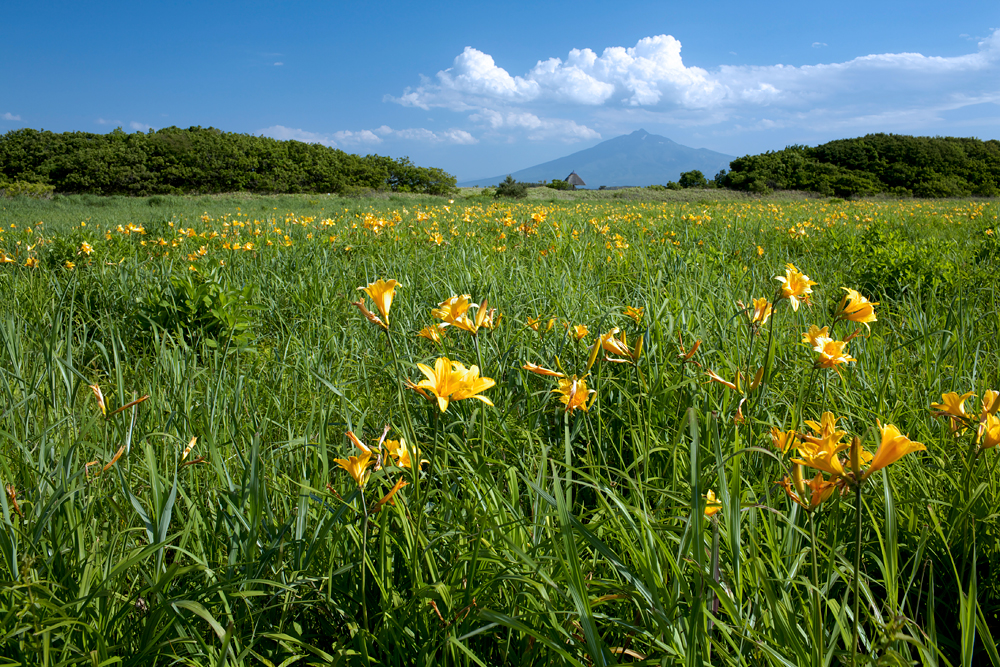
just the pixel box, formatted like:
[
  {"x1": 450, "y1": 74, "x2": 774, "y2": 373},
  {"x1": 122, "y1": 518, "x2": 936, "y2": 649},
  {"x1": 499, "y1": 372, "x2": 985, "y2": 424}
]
[{"x1": 0, "y1": 193, "x2": 997, "y2": 665}]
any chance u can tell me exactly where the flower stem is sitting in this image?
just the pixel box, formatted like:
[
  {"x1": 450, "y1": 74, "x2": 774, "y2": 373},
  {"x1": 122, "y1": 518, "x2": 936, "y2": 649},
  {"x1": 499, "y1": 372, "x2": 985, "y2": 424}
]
[
  {"x1": 852, "y1": 483, "x2": 863, "y2": 664},
  {"x1": 473, "y1": 334, "x2": 487, "y2": 455},
  {"x1": 383, "y1": 327, "x2": 423, "y2": 587},
  {"x1": 810, "y1": 511, "x2": 824, "y2": 667},
  {"x1": 360, "y1": 494, "x2": 370, "y2": 633}
]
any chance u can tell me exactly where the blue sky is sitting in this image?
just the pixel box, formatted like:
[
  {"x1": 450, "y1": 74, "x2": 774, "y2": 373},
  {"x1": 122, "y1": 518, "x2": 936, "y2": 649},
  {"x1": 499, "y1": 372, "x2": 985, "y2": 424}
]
[{"x1": 3, "y1": 0, "x2": 998, "y2": 180}]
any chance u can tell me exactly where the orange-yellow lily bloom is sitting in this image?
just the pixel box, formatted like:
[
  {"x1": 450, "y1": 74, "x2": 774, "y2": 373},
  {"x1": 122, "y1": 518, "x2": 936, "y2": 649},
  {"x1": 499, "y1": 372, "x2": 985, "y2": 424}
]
[
  {"x1": 775, "y1": 263, "x2": 817, "y2": 311},
  {"x1": 410, "y1": 357, "x2": 495, "y2": 412},
  {"x1": 836, "y1": 287, "x2": 878, "y2": 330},
  {"x1": 704, "y1": 489, "x2": 722, "y2": 517},
  {"x1": 354, "y1": 279, "x2": 400, "y2": 330},
  {"x1": 747, "y1": 297, "x2": 772, "y2": 326},
  {"x1": 432, "y1": 294, "x2": 484, "y2": 334},
  {"x1": 334, "y1": 450, "x2": 374, "y2": 488},
  {"x1": 384, "y1": 438, "x2": 428, "y2": 469},
  {"x1": 979, "y1": 414, "x2": 1000, "y2": 450},
  {"x1": 931, "y1": 391, "x2": 975, "y2": 433},
  {"x1": 522, "y1": 362, "x2": 564, "y2": 377},
  {"x1": 553, "y1": 375, "x2": 595, "y2": 412},
  {"x1": 861, "y1": 422, "x2": 925, "y2": 481}
]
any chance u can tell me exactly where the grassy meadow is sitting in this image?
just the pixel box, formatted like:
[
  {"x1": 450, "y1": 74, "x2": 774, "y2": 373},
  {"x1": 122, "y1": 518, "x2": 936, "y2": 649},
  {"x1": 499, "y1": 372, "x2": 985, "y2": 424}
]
[{"x1": 0, "y1": 191, "x2": 998, "y2": 665}]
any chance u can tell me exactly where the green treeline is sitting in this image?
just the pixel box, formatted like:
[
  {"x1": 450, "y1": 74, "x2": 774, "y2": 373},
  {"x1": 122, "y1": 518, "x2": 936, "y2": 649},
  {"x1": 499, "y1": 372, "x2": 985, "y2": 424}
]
[
  {"x1": 0, "y1": 126, "x2": 456, "y2": 195},
  {"x1": 723, "y1": 134, "x2": 1000, "y2": 197}
]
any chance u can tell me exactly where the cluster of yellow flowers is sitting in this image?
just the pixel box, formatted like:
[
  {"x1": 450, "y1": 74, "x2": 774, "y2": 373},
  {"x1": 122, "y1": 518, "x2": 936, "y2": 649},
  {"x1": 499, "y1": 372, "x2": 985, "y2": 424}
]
[
  {"x1": 772, "y1": 415, "x2": 925, "y2": 510},
  {"x1": 333, "y1": 428, "x2": 426, "y2": 514},
  {"x1": 701, "y1": 263, "x2": 920, "y2": 516},
  {"x1": 931, "y1": 390, "x2": 1000, "y2": 450}
]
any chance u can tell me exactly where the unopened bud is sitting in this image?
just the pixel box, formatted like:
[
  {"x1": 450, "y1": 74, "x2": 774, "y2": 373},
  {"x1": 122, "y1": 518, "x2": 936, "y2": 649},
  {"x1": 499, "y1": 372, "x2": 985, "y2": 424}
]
[{"x1": 792, "y1": 463, "x2": 805, "y2": 496}]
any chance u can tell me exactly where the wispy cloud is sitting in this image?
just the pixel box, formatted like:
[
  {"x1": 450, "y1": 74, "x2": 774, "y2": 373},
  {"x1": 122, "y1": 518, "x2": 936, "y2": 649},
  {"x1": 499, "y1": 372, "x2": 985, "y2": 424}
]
[
  {"x1": 1, "y1": 112, "x2": 21, "y2": 121},
  {"x1": 257, "y1": 124, "x2": 478, "y2": 148},
  {"x1": 257, "y1": 125, "x2": 337, "y2": 146},
  {"x1": 468, "y1": 110, "x2": 599, "y2": 142},
  {"x1": 95, "y1": 118, "x2": 121, "y2": 126},
  {"x1": 812, "y1": 42, "x2": 828, "y2": 48},
  {"x1": 130, "y1": 121, "x2": 153, "y2": 132},
  {"x1": 274, "y1": 62, "x2": 283, "y2": 66}
]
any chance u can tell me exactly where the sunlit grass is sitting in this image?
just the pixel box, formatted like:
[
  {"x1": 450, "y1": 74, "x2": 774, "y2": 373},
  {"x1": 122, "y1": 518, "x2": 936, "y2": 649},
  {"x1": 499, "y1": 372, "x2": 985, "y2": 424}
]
[{"x1": 0, "y1": 192, "x2": 997, "y2": 665}]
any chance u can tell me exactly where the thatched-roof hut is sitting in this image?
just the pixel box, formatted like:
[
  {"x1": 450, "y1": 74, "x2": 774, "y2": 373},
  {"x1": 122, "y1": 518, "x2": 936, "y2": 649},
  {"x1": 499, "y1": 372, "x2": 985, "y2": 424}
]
[{"x1": 565, "y1": 172, "x2": 586, "y2": 188}]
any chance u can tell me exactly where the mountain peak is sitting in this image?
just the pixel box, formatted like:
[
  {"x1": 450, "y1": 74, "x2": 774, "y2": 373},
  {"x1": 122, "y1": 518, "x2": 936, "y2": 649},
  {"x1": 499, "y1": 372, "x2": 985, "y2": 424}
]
[{"x1": 460, "y1": 130, "x2": 735, "y2": 188}]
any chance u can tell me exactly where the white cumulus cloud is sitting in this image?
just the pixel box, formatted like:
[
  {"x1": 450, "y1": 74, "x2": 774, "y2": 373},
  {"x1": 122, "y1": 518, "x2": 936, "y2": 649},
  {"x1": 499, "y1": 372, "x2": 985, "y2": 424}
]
[
  {"x1": 391, "y1": 35, "x2": 722, "y2": 111},
  {"x1": 2, "y1": 112, "x2": 21, "y2": 121},
  {"x1": 130, "y1": 122, "x2": 153, "y2": 132},
  {"x1": 389, "y1": 29, "x2": 1000, "y2": 140}
]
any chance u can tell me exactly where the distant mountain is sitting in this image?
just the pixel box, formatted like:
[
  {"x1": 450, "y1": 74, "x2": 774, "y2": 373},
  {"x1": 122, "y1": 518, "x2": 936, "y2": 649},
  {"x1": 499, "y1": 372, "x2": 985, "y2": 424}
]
[{"x1": 460, "y1": 129, "x2": 735, "y2": 188}]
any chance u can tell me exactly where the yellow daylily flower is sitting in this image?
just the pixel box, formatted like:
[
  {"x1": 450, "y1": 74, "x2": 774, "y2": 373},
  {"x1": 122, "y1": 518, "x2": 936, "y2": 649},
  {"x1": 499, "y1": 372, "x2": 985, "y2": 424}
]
[
  {"x1": 384, "y1": 438, "x2": 428, "y2": 469},
  {"x1": 836, "y1": 287, "x2": 878, "y2": 330},
  {"x1": 417, "y1": 324, "x2": 445, "y2": 343},
  {"x1": 704, "y1": 489, "x2": 722, "y2": 517},
  {"x1": 861, "y1": 422, "x2": 926, "y2": 481},
  {"x1": 354, "y1": 279, "x2": 400, "y2": 330},
  {"x1": 569, "y1": 324, "x2": 589, "y2": 341},
  {"x1": 410, "y1": 357, "x2": 494, "y2": 412},
  {"x1": 182, "y1": 436, "x2": 197, "y2": 461},
  {"x1": 599, "y1": 328, "x2": 642, "y2": 363},
  {"x1": 801, "y1": 325, "x2": 830, "y2": 348},
  {"x1": 931, "y1": 391, "x2": 976, "y2": 433},
  {"x1": 812, "y1": 337, "x2": 856, "y2": 370},
  {"x1": 623, "y1": 306, "x2": 644, "y2": 324},
  {"x1": 794, "y1": 413, "x2": 851, "y2": 478},
  {"x1": 432, "y1": 294, "x2": 482, "y2": 334},
  {"x1": 982, "y1": 390, "x2": 1000, "y2": 417},
  {"x1": 374, "y1": 477, "x2": 409, "y2": 511},
  {"x1": 449, "y1": 360, "x2": 496, "y2": 404},
  {"x1": 522, "y1": 362, "x2": 564, "y2": 377},
  {"x1": 775, "y1": 263, "x2": 817, "y2": 311},
  {"x1": 746, "y1": 297, "x2": 772, "y2": 327},
  {"x1": 705, "y1": 369, "x2": 738, "y2": 392},
  {"x1": 793, "y1": 438, "x2": 849, "y2": 478},
  {"x1": 334, "y1": 450, "x2": 374, "y2": 488},
  {"x1": 553, "y1": 375, "x2": 595, "y2": 413},
  {"x1": 803, "y1": 412, "x2": 847, "y2": 443},
  {"x1": 978, "y1": 414, "x2": 1000, "y2": 450},
  {"x1": 89, "y1": 384, "x2": 107, "y2": 417},
  {"x1": 770, "y1": 427, "x2": 800, "y2": 455},
  {"x1": 778, "y1": 473, "x2": 837, "y2": 511}
]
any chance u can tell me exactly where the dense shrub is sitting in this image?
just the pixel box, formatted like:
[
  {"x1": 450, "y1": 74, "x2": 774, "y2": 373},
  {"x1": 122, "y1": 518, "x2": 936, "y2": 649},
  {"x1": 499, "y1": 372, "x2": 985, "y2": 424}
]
[
  {"x1": 0, "y1": 127, "x2": 457, "y2": 196},
  {"x1": 723, "y1": 134, "x2": 1000, "y2": 198},
  {"x1": 678, "y1": 170, "x2": 708, "y2": 188},
  {"x1": 494, "y1": 175, "x2": 528, "y2": 199},
  {"x1": 0, "y1": 179, "x2": 55, "y2": 198}
]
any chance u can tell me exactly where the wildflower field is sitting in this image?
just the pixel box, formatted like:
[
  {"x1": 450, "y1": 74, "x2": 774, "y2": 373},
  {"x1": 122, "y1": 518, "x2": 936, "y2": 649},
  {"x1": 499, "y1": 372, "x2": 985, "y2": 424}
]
[{"x1": 0, "y1": 192, "x2": 999, "y2": 666}]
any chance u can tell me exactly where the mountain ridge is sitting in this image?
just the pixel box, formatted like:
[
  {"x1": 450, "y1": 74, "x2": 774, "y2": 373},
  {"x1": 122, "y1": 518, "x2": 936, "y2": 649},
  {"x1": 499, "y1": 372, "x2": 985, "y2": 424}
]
[{"x1": 460, "y1": 129, "x2": 735, "y2": 188}]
